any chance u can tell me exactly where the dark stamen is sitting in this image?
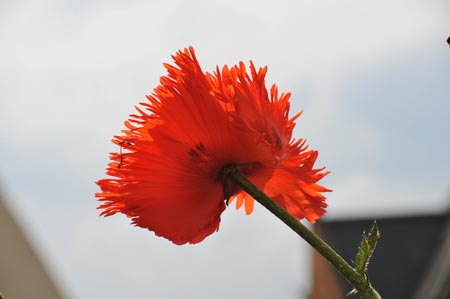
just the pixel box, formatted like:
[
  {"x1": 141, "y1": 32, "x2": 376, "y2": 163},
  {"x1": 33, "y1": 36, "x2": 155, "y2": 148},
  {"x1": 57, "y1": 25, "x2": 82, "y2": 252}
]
[{"x1": 118, "y1": 141, "x2": 132, "y2": 169}]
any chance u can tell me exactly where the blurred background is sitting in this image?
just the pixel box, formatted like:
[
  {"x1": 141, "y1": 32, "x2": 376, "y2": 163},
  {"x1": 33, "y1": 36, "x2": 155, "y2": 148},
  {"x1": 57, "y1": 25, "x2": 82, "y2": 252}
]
[{"x1": 0, "y1": 0, "x2": 449, "y2": 298}]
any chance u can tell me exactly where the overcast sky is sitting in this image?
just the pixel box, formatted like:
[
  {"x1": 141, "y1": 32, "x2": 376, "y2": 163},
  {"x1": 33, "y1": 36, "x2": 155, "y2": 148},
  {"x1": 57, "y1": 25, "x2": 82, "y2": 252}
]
[{"x1": 1, "y1": 0, "x2": 449, "y2": 298}]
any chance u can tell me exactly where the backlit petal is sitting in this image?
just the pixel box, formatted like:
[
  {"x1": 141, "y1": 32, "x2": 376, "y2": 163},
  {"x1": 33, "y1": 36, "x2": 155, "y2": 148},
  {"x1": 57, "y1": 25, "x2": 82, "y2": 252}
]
[{"x1": 96, "y1": 47, "x2": 330, "y2": 244}]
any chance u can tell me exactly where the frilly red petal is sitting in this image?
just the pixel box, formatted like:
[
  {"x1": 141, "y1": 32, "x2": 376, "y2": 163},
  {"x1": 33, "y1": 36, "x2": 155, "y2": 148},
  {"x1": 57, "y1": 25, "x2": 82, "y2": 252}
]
[{"x1": 96, "y1": 46, "x2": 330, "y2": 244}]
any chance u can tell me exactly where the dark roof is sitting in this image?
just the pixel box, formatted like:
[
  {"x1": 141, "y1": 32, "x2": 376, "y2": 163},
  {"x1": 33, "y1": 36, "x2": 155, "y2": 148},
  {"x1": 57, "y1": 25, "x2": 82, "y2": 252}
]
[
  {"x1": 315, "y1": 211, "x2": 450, "y2": 299},
  {"x1": 413, "y1": 214, "x2": 450, "y2": 299}
]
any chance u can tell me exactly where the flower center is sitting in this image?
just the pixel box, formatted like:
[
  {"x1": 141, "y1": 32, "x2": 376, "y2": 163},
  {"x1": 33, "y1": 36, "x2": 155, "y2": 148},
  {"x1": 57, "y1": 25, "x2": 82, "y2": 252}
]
[
  {"x1": 188, "y1": 143, "x2": 262, "y2": 205},
  {"x1": 218, "y1": 162, "x2": 262, "y2": 205}
]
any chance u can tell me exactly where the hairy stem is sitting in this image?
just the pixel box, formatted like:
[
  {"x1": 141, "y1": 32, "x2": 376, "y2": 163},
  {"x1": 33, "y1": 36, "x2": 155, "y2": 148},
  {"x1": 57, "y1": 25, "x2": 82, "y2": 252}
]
[{"x1": 224, "y1": 166, "x2": 380, "y2": 299}]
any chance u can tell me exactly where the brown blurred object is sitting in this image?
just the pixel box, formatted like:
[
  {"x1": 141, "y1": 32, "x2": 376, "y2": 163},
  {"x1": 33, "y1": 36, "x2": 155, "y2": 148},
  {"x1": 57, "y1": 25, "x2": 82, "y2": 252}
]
[
  {"x1": 311, "y1": 224, "x2": 344, "y2": 299},
  {"x1": 0, "y1": 191, "x2": 63, "y2": 299},
  {"x1": 311, "y1": 206, "x2": 450, "y2": 299}
]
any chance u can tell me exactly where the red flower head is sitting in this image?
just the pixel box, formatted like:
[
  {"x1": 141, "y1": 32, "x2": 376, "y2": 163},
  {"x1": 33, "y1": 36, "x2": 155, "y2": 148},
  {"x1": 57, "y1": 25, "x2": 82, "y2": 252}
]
[{"x1": 96, "y1": 47, "x2": 330, "y2": 245}]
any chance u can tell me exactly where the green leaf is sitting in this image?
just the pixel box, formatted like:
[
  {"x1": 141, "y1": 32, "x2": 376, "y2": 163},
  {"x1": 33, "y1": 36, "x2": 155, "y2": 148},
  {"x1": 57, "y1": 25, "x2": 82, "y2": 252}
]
[
  {"x1": 354, "y1": 221, "x2": 380, "y2": 276},
  {"x1": 367, "y1": 221, "x2": 380, "y2": 250}
]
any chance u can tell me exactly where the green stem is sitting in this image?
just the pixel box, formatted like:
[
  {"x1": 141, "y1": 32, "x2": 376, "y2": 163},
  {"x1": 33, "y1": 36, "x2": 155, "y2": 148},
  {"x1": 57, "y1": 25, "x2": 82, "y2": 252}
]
[{"x1": 224, "y1": 166, "x2": 380, "y2": 299}]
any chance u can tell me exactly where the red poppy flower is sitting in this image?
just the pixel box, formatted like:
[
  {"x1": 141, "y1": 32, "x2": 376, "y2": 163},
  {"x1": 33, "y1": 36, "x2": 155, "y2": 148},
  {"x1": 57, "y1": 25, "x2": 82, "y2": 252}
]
[{"x1": 96, "y1": 47, "x2": 330, "y2": 245}]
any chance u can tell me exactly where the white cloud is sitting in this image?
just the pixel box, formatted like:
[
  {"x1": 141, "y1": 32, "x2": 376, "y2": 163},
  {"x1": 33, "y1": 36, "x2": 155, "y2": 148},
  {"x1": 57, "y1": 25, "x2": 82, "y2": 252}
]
[
  {"x1": 65, "y1": 205, "x2": 308, "y2": 299},
  {"x1": 326, "y1": 173, "x2": 450, "y2": 220}
]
